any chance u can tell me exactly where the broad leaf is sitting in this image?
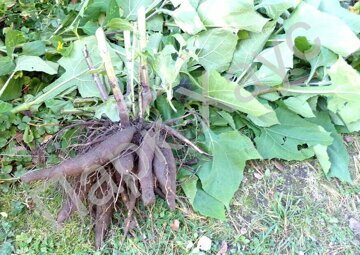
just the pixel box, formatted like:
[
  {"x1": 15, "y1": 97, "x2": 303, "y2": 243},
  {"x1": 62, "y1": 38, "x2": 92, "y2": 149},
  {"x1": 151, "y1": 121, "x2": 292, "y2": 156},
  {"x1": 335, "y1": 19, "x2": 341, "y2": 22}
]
[
  {"x1": 187, "y1": 29, "x2": 238, "y2": 72},
  {"x1": 5, "y1": 29, "x2": 26, "y2": 56},
  {"x1": 318, "y1": 0, "x2": 360, "y2": 34},
  {"x1": 14, "y1": 36, "x2": 121, "y2": 112},
  {"x1": 308, "y1": 112, "x2": 352, "y2": 183},
  {"x1": 95, "y1": 97, "x2": 120, "y2": 122},
  {"x1": 284, "y1": 2, "x2": 360, "y2": 57},
  {"x1": 199, "y1": 71, "x2": 272, "y2": 116},
  {"x1": 198, "y1": 0, "x2": 268, "y2": 32},
  {"x1": 167, "y1": 0, "x2": 205, "y2": 34},
  {"x1": 228, "y1": 21, "x2": 275, "y2": 76},
  {"x1": 119, "y1": 0, "x2": 153, "y2": 20},
  {"x1": 15, "y1": 56, "x2": 58, "y2": 75},
  {"x1": 198, "y1": 129, "x2": 261, "y2": 207},
  {"x1": 179, "y1": 169, "x2": 226, "y2": 220},
  {"x1": 283, "y1": 95, "x2": 315, "y2": 118},
  {"x1": 256, "y1": 0, "x2": 298, "y2": 19},
  {"x1": 22, "y1": 41, "x2": 46, "y2": 56},
  {"x1": 0, "y1": 57, "x2": 15, "y2": 76},
  {"x1": 255, "y1": 107, "x2": 333, "y2": 160}
]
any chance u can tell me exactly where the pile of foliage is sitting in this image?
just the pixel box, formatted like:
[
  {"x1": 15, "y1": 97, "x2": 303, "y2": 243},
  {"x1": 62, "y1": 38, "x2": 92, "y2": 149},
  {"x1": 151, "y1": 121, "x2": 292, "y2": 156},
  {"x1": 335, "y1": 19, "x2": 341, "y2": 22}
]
[{"x1": 1, "y1": 0, "x2": 360, "y2": 248}]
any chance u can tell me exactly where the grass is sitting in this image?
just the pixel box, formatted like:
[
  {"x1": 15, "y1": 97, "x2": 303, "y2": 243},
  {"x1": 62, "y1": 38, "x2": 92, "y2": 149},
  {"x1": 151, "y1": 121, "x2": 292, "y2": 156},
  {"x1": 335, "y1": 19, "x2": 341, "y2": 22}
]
[{"x1": 1, "y1": 136, "x2": 359, "y2": 255}]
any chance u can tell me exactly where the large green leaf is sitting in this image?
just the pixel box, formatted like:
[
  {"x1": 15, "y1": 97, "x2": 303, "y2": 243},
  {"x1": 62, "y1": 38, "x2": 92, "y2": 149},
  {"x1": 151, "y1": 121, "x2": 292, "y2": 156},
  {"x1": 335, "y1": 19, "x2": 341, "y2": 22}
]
[
  {"x1": 283, "y1": 2, "x2": 360, "y2": 57},
  {"x1": 5, "y1": 29, "x2": 26, "y2": 56},
  {"x1": 15, "y1": 56, "x2": 58, "y2": 75},
  {"x1": 119, "y1": 0, "x2": 153, "y2": 20},
  {"x1": 198, "y1": 71, "x2": 272, "y2": 116},
  {"x1": 198, "y1": 0, "x2": 268, "y2": 32},
  {"x1": 283, "y1": 95, "x2": 315, "y2": 118},
  {"x1": 187, "y1": 29, "x2": 238, "y2": 72},
  {"x1": 286, "y1": 58, "x2": 360, "y2": 131},
  {"x1": 255, "y1": 107, "x2": 333, "y2": 160},
  {"x1": 198, "y1": 129, "x2": 261, "y2": 207},
  {"x1": 247, "y1": 41, "x2": 293, "y2": 87},
  {"x1": 166, "y1": 0, "x2": 205, "y2": 34},
  {"x1": 306, "y1": 47, "x2": 337, "y2": 84},
  {"x1": 13, "y1": 36, "x2": 121, "y2": 112},
  {"x1": 0, "y1": 57, "x2": 15, "y2": 76},
  {"x1": 256, "y1": 0, "x2": 298, "y2": 19},
  {"x1": 308, "y1": 112, "x2": 352, "y2": 183},
  {"x1": 318, "y1": 0, "x2": 360, "y2": 34},
  {"x1": 228, "y1": 21, "x2": 275, "y2": 76},
  {"x1": 179, "y1": 169, "x2": 226, "y2": 220}
]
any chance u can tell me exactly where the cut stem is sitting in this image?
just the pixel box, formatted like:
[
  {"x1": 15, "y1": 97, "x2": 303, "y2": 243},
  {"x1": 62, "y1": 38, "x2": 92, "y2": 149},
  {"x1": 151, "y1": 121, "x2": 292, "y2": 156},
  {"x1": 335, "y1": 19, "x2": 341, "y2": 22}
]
[
  {"x1": 124, "y1": 30, "x2": 136, "y2": 115},
  {"x1": 82, "y1": 44, "x2": 109, "y2": 101},
  {"x1": 138, "y1": 6, "x2": 152, "y2": 118},
  {"x1": 95, "y1": 27, "x2": 130, "y2": 126}
]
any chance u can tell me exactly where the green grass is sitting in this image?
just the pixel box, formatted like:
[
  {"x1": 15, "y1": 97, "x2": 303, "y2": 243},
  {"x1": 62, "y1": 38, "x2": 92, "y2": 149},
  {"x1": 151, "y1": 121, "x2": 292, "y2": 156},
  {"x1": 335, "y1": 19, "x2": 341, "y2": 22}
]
[{"x1": 1, "y1": 137, "x2": 360, "y2": 255}]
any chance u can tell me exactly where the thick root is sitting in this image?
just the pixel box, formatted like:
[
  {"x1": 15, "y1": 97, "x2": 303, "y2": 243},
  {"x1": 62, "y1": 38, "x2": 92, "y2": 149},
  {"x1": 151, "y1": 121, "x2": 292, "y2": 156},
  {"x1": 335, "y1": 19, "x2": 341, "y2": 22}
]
[
  {"x1": 137, "y1": 130, "x2": 156, "y2": 206},
  {"x1": 94, "y1": 181, "x2": 115, "y2": 250},
  {"x1": 153, "y1": 142, "x2": 176, "y2": 210},
  {"x1": 21, "y1": 127, "x2": 136, "y2": 183}
]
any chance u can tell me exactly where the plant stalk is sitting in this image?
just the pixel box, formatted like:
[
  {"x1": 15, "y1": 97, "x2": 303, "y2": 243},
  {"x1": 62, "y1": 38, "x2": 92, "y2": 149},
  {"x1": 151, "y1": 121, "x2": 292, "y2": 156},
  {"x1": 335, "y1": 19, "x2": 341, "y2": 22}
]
[{"x1": 95, "y1": 27, "x2": 130, "y2": 126}]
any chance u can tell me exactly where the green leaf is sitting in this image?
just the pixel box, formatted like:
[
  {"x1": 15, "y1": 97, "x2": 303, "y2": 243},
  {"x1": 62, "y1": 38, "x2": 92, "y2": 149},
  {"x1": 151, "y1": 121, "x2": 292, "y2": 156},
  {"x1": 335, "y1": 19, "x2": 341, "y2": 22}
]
[
  {"x1": 193, "y1": 188, "x2": 226, "y2": 220},
  {"x1": 306, "y1": 47, "x2": 337, "y2": 84},
  {"x1": 288, "y1": 58, "x2": 360, "y2": 131},
  {"x1": 256, "y1": 0, "x2": 298, "y2": 19},
  {"x1": 15, "y1": 56, "x2": 58, "y2": 75},
  {"x1": 228, "y1": 21, "x2": 275, "y2": 76},
  {"x1": 23, "y1": 126, "x2": 34, "y2": 145},
  {"x1": 198, "y1": 70, "x2": 272, "y2": 116},
  {"x1": 284, "y1": 2, "x2": 360, "y2": 57},
  {"x1": 5, "y1": 29, "x2": 26, "y2": 56},
  {"x1": 198, "y1": 129, "x2": 261, "y2": 207},
  {"x1": 313, "y1": 144, "x2": 331, "y2": 174},
  {"x1": 13, "y1": 36, "x2": 122, "y2": 112},
  {"x1": 167, "y1": 0, "x2": 205, "y2": 35},
  {"x1": 247, "y1": 102, "x2": 279, "y2": 127},
  {"x1": 0, "y1": 100, "x2": 12, "y2": 113},
  {"x1": 318, "y1": 0, "x2": 360, "y2": 34},
  {"x1": 105, "y1": 0, "x2": 121, "y2": 23},
  {"x1": 248, "y1": 41, "x2": 293, "y2": 86},
  {"x1": 308, "y1": 111, "x2": 352, "y2": 183},
  {"x1": 22, "y1": 41, "x2": 46, "y2": 56},
  {"x1": 0, "y1": 57, "x2": 15, "y2": 76},
  {"x1": 217, "y1": 111, "x2": 236, "y2": 129},
  {"x1": 188, "y1": 29, "x2": 238, "y2": 72},
  {"x1": 178, "y1": 169, "x2": 226, "y2": 219},
  {"x1": 283, "y1": 95, "x2": 315, "y2": 118},
  {"x1": 254, "y1": 107, "x2": 333, "y2": 160},
  {"x1": 119, "y1": 0, "x2": 153, "y2": 20},
  {"x1": 106, "y1": 18, "x2": 133, "y2": 31},
  {"x1": 95, "y1": 97, "x2": 120, "y2": 122},
  {"x1": 198, "y1": 0, "x2": 268, "y2": 32},
  {"x1": 153, "y1": 45, "x2": 187, "y2": 101}
]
